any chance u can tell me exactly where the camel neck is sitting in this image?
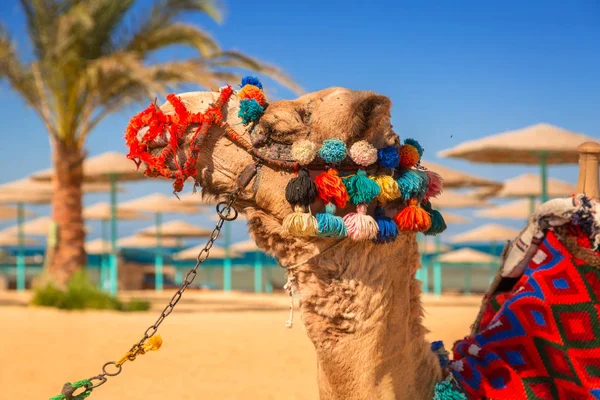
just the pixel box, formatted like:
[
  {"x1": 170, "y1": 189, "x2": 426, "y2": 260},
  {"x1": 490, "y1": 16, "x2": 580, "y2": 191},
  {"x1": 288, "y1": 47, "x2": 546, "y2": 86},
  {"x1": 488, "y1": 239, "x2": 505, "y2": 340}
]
[{"x1": 290, "y1": 234, "x2": 442, "y2": 400}]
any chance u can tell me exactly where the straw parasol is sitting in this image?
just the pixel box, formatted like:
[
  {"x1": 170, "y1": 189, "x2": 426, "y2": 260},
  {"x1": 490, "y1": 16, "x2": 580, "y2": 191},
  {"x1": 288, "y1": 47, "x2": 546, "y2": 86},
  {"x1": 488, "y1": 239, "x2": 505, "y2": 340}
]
[
  {"x1": 430, "y1": 190, "x2": 491, "y2": 209},
  {"x1": 0, "y1": 216, "x2": 91, "y2": 237},
  {"x1": 173, "y1": 244, "x2": 240, "y2": 260},
  {"x1": 0, "y1": 205, "x2": 34, "y2": 221},
  {"x1": 178, "y1": 192, "x2": 221, "y2": 207},
  {"x1": 230, "y1": 239, "x2": 265, "y2": 292},
  {"x1": 84, "y1": 201, "x2": 149, "y2": 291},
  {"x1": 449, "y1": 223, "x2": 520, "y2": 244},
  {"x1": 418, "y1": 241, "x2": 451, "y2": 254},
  {"x1": 85, "y1": 238, "x2": 111, "y2": 255},
  {"x1": 475, "y1": 198, "x2": 541, "y2": 220},
  {"x1": 120, "y1": 193, "x2": 201, "y2": 292},
  {"x1": 0, "y1": 177, "x2": 121, "y2": 194},
  {"x1": 438, "y1": 123, "x2": 596, "y2": 202},
  {"x1": 442, "y1": 212, "x2": 471, "y2": 225},
  {"x1": 438, "y1": 248, "x2": 500, "y2": 264},
  {"x1": 31, "y1": 152, "x2": 146, "y2": 295},
  {"x1": 420, "y1": 160, "x2": 500, "y2": 188},
  {"x1": 118, "y1": 234, "x2": 180, "y2": 249},
  {"x1": 137, "y1": 220, "x2": 212, "y2": 238},
  {"x1": 0, "y1": 233, "x2": 39, "y2": 246}
]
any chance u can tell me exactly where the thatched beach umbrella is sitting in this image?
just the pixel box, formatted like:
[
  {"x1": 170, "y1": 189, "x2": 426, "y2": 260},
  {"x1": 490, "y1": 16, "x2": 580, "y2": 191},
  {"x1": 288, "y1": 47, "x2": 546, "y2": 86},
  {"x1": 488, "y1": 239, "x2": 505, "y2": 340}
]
[
  {"x1": 0, "y1": 205, "x2": 34, "y2": 221},
  {"x1": 0, "y1": 233, "x2": 39, "y2": 246},
  {"x1": 230, "y1": 239, "x2": 267, "y2": 293},
  {"x1": 420, "y1": 160, "x2": 500, "y2": 189},
  {"x1": 31, "y1": 152, "x2": 145, "y2": 295},
  {"x1": 84, "y1": 202, "x2": 149, "y2": 291},
  {"x1": 120, "y1": 193, "x2": 200, "y2": 291},
  {"x1": 418, "y1": 241, "x2": 451, "y2": 254},
  {"x1": 442, "y1": 212, "x2": 471, "y2": 225},
  {"x1": 118, "y1": 234, "x2": 180, "y2": 248},
  {"x1": 173, "y1": 244, "x2": 240, "y2": 260},
  {"x1": 430, "y1": 190, "x2": 491, "y2": 209},
  {"x1": 439, "y1": 123, "x2": 596, "y2": 202},
  {"x1": 438, "y1": 247, "x2": 501, "y2": 294},
  {"x1": 450, "y1": 223, "x2": 520, "y2": 245},
  {"x1": 0, "y1": 216, "x2": 91, "y2": 237},
  {"x1": 85, "y1": 238, "x2": 111, "y2": 255},
  {"x1": 475, "y1": 198, "x2": 541, "y2": 221}
]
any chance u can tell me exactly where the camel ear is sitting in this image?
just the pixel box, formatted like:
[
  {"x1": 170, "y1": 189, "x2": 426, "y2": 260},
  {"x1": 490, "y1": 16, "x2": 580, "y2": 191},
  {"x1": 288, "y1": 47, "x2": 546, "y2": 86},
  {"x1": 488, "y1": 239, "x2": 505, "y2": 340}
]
[{"x1": 349, "y1": 93, "x2": 392, "y2": 143}]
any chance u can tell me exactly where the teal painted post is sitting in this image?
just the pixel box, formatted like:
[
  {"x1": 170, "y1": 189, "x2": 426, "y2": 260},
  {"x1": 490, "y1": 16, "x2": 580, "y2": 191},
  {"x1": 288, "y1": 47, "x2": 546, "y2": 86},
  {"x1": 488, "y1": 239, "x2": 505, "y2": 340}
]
[
  {"x1": 422, "y1": 261, "x2": 429, "y2": 293},
  {"x1": 416, "y1": 234, "x2": 423, "y2": 282},
  {"x1": 16, "y1": 203, "x2": 25, "y2": 291},
  {"x1": 223, "y1": 223, "x2": 232, "y2": 292},
  {"x1": 100, "y1": 220, "x2": 108, "y2": 291},
  {"x1": 155, "y1": 212, "x2": 164, "y2": 292},
  {"x1": 206, "y1": 268, "x2": 213, "y2": 286},
  {"x1": 174, "y1": 236, "x2": 183, "y2": 284},
  {"x1": 540, "y1": 152, "x2": 548, "y2": 203},
  {"x1": 265, "y1": 268, "x2": 273, "y2": 293},
  {"x1": 253, "y1": 251, "x2": 263, "y2": 293},
  {"x1": 109, "y1": 174, "x2": 118, "y2": 295},
  {"x1": 433, "y1": 235, "x2": 442, "y2": 295}
]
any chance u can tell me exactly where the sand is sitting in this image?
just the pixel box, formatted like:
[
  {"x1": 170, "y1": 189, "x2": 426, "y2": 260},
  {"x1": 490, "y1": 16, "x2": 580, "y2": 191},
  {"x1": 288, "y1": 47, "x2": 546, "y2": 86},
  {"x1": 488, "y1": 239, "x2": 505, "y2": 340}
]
[{"x1": 0, "y1": 291, "x2": 480, "y2": 399}]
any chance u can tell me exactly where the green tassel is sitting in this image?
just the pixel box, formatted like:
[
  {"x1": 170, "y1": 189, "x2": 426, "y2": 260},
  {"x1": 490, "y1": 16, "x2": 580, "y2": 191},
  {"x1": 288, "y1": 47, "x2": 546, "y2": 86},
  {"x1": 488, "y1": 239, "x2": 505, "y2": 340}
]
[
  {"x1": 422, "y1": 201, "x2": 447, "y2": 236},
  {"x1": 342, "y1": 170, "x2": 381, "y2": 205},
  {"x1": 433, "y1": 381, "x2": 466, "y2": 400}
]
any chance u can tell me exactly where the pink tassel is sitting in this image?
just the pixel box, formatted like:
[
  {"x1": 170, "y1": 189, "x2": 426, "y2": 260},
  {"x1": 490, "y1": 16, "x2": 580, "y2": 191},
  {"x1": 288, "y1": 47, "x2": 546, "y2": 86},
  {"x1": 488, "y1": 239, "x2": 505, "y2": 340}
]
[
  {"x1": 425, "y1": 170, "x2": 443, "y2": 199},
  {"x1": 343, "y1": 203, "x2": 379, "y2": 240}
]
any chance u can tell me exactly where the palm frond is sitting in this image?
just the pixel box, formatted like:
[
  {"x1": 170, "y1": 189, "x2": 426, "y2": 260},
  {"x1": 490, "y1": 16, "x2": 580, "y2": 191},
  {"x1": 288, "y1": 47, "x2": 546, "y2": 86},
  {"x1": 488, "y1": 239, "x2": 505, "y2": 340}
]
[
  {"x1": 19, "y1": 0, "x2": 61, "y2": 61},
  {"x1": 124, "y1": 23, "x2": 220, "y2": 57},
  {"x1": 210, "y1": 51, "x2": 304, "y2": 95}
]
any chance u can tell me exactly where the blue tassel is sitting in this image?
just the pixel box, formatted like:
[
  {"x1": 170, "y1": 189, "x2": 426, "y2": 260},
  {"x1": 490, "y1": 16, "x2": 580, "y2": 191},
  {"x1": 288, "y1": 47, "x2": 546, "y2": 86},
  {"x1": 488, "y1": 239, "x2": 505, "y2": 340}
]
[
  {"x1": 377, "y1": 146, "x2": 400, "y2": 168},
  {"x1": 431, "y1": 341, "x2": 450, "y2": 368},
  {"x1": 343, "y1": 170, "x2": 381, "y2": 205},
  {"x1": 404, "y1": 138, "x2": 424, "y2": 157},
  {"x1": 238, "y1": 99, "x2": 264, "y2": 124},
  {"x1": 396, "y1": 169, "x2": 425, "y2": 201},
  {"x1": 433, "y1": 381, "x2": 466, "y2": 400},
  {"x1": 240, "y1": 76, "x2": 263, "y2": 89},
  {"x1": 316, "y1": 203, "x2": 347, "y2": 238},
  {"x1": 374, "y1": 206, "x2": 398, "y2": 243}
]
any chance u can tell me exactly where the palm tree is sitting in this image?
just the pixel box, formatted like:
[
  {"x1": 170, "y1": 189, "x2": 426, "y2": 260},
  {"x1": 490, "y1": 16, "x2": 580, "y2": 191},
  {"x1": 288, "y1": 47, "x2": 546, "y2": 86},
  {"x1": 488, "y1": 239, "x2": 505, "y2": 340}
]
[{"x1": 0, "y1": 0, "x2": 300, "y2": 285}]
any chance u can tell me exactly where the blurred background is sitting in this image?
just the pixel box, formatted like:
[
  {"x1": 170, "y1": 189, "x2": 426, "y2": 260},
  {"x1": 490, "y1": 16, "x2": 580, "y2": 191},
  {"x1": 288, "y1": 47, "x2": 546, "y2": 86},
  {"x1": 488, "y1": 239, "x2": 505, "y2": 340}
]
[{"x1": 0, "y1": 0, "x2": 598, "y2": 398}]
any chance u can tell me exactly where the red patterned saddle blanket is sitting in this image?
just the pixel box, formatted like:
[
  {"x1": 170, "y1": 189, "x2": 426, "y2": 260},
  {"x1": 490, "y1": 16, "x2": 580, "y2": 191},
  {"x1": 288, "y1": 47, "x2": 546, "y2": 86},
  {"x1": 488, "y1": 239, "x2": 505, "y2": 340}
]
[{"x1": 450, "y1": 227, "x2": 600, "y2": 400}]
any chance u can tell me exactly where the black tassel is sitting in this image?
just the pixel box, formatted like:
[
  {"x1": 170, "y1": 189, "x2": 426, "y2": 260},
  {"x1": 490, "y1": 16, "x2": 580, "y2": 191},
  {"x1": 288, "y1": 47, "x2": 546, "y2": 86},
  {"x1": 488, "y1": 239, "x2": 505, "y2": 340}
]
[{"x1": 285, "y1": 168, "x2": 318, "y2": 206}]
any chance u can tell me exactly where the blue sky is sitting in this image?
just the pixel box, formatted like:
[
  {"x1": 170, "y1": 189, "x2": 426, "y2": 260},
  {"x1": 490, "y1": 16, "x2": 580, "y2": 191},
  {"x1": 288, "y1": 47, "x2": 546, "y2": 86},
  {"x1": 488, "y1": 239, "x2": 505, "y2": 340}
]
[{"x1": 0, "y1": 0, "x2": 599, "y2": 246}]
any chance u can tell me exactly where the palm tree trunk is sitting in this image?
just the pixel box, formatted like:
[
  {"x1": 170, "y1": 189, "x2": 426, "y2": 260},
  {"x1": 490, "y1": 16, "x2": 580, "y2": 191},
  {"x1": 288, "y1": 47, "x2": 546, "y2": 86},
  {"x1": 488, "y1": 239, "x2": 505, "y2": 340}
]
[{"x1": 46, "y1": 140, "x2": 86, "y2": 286}]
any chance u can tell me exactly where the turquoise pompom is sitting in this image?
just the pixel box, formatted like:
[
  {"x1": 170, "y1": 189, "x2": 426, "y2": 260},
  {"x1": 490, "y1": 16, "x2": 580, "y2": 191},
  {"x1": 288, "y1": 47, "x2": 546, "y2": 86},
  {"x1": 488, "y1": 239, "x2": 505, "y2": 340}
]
[
  {"x1": 316, "y1": 203, "x2": 347, "y2": 238},
  {"x1": 396, "y1": 169, "x2": 425, "y2": 201},
  {"x1": 238, "y1": 99, "x2": 264, "y2": 124},
  {"x1": 404, "y1": 138, "x2": 424, "y2": 157},
  {"x1": 413, "y1": 169, "x2": 430, "y2": 199},
  {"x1": 343, "y1": 170, "x2": 381, "y2": 205},
  {"x1": 318, "y1": 138, "x2": 347, "y2": 164},
  {"x1": 433, "y1": 381, "x2": 466, "y2": 400},
  {"x1": 374, "y1": 206, "x2": 398, "y2": 243}
]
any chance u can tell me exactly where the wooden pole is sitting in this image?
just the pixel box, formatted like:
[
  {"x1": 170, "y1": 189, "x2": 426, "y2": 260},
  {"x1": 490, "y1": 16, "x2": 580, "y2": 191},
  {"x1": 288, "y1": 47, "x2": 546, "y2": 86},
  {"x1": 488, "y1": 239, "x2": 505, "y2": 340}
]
[{"x1": 576, "y1": 142, "x2": 600, "y2": 200}]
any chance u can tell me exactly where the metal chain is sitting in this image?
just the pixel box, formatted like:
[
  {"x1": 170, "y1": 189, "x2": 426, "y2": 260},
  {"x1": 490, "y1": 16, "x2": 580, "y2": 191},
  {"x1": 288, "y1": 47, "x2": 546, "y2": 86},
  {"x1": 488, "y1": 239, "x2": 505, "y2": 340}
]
[{"x1": 81, "y1": 190, "x2": 241, "y2": 394}]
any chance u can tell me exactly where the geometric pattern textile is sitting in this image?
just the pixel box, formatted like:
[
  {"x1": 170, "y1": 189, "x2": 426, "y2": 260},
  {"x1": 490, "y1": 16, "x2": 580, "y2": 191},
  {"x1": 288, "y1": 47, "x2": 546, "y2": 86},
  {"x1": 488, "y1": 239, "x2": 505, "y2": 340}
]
[{"x1": 450, "y1": 231, "x2": 600, "y2": 400}]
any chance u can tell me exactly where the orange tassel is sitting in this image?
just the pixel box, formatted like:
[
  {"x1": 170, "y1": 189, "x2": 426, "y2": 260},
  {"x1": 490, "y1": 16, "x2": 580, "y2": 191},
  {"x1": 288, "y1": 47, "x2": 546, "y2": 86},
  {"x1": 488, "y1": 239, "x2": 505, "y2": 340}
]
[
  {"x1": 314, "y1": 168, "x2": 349, "y2": 208},
  {"x1": 394, "y1": 199, "x2": 432, "y2": 232},
  {"x1": 398, "y1": 144, "x2": 420, "y2": 169},
  {"x1": 238, "y1": 85, "x2": 266, "y2": 106}
]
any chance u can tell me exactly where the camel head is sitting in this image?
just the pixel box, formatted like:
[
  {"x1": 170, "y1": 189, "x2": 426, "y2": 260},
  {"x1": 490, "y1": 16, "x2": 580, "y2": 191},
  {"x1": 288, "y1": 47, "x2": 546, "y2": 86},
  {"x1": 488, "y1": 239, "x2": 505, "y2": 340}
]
[{"x1": 127, "y1": 79, "x2": 442, "y2": 266}]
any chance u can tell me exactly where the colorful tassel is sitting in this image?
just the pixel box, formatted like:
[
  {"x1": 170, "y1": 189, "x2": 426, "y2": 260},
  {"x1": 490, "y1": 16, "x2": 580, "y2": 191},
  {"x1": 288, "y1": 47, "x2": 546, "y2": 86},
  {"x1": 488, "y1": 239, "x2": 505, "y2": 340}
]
[
  {"x1": 316, "y1": 203, "x2": 347, "y2": 238},
  {"x1": 425, "y1": 170, "x2": 443, "y2": 199},
  {"x1": 314, "y1": 168, "x2": 349, "y2": 208},
  {"x1": 370, "y1": 174, "x2": 400, "y2": 204},
  {"x1": 343, "y1": 170, "x2": 381, "y2": 205},
  {"x1": 238, "y1": 85, "x2": 266, "y2": 106},
  {"x1": 394, "y1": 199, "x2": 432, "y2": 232},
  {"x1": 238, "y1": 99, "x2": 264, "y2": 124},
  {"x1": 285, "y1": 168, "x2": 318, "y2": 206},
  {"x1": 291, "y1": 140, "x2": 318, "y2": 165},
  {"x1": 283, "y1": 205, "x2": 319, "y2": 237},
  {"x1": 318, "y1": 138, "x2": 347, "y2": 164},
  {"x1": 398, "y1": 144, "x2": 420, "y2": 169},
  {"x1": 343, "y1": 203, "x2": 379, "y2": 240},
  {"x1": 396, "y1": 169, "x2": 426, "y2": 201},
  {"x1": 377, "y1": 145, "x2": 400, "y2": 169},
  {"x1": 422, "y1": 201, "x2": 447, "y2": 236},
  {"x1": 374, "y1": 206, "x2": 398, "y2": 243},
  {"x1": 404, "y1": 138, "x2": 424, "y2": 157},
  {"x1": 349, "y1": 140, "x2": 378, "y2": 166},
  {"x1": 240, "y1": 76, "x2": 263, "y2": 89},
  {"x1": 414, "y1": 169, "x2": 430, "y2": 200}
]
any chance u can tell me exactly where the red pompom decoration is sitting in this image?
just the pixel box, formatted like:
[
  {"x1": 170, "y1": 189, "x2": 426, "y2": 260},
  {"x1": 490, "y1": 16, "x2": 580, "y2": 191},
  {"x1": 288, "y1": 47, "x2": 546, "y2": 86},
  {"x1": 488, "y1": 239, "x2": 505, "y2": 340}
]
[{"x1": 314, "y1": 168, "x2": 349, "y2": 208}]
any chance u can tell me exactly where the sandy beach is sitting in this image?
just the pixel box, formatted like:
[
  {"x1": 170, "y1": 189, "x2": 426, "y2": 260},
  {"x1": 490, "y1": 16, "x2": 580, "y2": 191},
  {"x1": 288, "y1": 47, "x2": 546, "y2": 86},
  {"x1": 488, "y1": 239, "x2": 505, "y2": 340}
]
[{"x1": 0, "y1": 291, "x2": 480, "y2": 399}]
